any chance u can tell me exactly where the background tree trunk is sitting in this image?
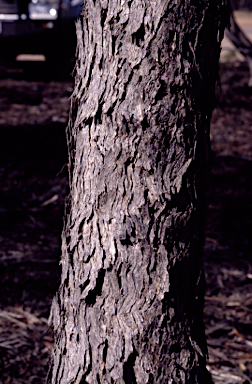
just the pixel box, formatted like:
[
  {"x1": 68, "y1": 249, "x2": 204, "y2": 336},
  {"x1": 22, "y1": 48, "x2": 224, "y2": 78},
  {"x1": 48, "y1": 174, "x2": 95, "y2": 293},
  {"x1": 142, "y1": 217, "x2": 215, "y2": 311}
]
[{"x1": 48, "y1": 1, "x2": 228, "y2": 383}]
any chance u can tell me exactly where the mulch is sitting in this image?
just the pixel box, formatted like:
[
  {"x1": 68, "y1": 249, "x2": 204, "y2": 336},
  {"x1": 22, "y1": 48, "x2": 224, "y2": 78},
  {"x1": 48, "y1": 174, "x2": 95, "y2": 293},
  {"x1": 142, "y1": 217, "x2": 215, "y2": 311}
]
[{"x1": 0, "y1": 60, "x2": 252, "y2": 384}]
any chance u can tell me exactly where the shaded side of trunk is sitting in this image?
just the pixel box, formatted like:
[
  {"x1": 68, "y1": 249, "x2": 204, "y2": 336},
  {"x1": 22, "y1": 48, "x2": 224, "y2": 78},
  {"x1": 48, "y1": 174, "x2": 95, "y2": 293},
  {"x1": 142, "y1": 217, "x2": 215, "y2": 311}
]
[{"x1": 48, "y1": 1, "x2": 228, "y2": 383}]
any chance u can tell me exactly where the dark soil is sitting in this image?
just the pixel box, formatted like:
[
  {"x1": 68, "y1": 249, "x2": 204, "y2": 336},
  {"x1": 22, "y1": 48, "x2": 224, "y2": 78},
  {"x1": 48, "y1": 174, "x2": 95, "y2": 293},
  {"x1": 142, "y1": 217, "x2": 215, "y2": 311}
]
[{"x1": 0, "y1": 60, "x2": 252, "y2": 384}]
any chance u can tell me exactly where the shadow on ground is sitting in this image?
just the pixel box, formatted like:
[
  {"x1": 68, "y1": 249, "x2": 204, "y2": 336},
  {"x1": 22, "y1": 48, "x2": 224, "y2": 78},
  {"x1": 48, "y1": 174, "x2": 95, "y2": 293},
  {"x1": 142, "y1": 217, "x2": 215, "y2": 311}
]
[{"x1": 0, "y1": 122, "x2": 68, "y2": 383}]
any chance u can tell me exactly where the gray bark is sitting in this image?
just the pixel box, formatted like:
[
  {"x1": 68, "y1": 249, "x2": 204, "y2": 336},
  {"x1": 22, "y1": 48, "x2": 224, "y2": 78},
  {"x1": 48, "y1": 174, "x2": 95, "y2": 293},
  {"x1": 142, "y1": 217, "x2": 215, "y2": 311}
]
[{"x1": 48, "y1": 1, "x2": 228, "y2": 383}]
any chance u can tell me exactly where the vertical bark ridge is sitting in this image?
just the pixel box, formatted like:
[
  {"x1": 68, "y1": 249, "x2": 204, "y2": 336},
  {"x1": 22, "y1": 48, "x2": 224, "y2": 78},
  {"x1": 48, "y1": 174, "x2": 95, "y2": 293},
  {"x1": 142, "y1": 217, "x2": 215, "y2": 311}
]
[{"x1": 48, "y1": 1, "x2": 229, "y2": 383}]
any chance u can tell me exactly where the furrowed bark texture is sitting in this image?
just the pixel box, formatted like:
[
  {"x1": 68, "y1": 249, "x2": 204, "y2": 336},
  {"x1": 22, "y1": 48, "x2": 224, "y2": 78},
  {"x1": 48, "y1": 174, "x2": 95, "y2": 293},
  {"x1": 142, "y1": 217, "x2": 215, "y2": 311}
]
[{"x1": 49, "y1": 1, "x2": 228, "y2": 383}]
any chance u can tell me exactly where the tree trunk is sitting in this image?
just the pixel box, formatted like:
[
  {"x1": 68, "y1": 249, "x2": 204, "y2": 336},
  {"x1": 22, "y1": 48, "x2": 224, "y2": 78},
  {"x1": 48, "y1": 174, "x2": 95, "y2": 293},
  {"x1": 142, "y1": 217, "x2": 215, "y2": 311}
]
[{"x1": 48, "y1": 1, "x2": 228, "y2": 383}]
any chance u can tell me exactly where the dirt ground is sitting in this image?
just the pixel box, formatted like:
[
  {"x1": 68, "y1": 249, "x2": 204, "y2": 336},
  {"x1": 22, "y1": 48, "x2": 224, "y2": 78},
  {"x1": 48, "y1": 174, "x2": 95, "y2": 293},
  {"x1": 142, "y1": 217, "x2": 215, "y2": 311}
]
[{"x1": 0, "y1": 54, "x2": 252, "y2": 384}]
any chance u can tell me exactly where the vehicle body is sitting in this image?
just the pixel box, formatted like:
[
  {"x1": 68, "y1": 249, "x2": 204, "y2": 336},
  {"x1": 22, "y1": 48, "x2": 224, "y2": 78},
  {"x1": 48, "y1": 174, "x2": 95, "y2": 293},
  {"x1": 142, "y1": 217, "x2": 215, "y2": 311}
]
[{"x1": 0, "y1": 0, "x2": 83, "y2": 61}]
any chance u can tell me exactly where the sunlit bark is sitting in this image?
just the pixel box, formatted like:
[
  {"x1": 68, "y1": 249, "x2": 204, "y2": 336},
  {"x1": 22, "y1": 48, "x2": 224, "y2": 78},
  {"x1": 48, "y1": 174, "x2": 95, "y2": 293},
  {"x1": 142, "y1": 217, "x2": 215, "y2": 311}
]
[{"x1": 48, "y1": 1, "x2": 228, "y2": 383}]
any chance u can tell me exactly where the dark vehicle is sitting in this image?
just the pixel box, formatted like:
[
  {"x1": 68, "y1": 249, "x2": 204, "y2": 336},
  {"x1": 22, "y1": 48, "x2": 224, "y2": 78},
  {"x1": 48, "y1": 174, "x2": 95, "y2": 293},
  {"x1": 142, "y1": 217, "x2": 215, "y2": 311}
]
[{"x1": 0, "y1": 0, "x2": 83, "y2": 73}]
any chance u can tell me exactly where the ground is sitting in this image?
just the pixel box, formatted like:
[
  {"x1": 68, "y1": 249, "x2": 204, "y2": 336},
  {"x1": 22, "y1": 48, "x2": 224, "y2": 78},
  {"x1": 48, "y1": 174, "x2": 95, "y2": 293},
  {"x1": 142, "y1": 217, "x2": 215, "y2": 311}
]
[
  {"x1": 0, "y1": 34, "x2": 252, "y2": 384},
  {"x1": 205, "y1": 60, "x2": 252, "y2": 384}
]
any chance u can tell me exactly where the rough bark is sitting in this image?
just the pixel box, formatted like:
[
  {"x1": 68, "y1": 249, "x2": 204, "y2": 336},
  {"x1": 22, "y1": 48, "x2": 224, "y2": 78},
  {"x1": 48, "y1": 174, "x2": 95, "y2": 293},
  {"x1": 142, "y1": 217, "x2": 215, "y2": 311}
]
[{"x1": 48, "y1": 1, "x2": 228, "y2": 383}]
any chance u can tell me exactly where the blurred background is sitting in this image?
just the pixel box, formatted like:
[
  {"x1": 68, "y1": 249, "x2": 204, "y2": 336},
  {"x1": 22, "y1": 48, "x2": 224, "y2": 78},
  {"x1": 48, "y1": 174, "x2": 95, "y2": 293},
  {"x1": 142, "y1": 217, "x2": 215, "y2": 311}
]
[{"x1": 0, "y1": 1, "x2": 252, "y2": 384}]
